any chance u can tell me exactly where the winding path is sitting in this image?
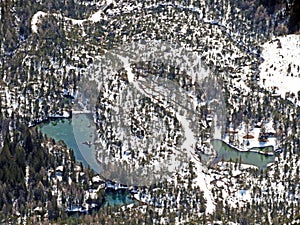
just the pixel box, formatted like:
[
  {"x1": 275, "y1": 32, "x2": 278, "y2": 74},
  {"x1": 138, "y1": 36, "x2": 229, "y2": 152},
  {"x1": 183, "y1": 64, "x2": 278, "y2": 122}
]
[{"x1": 118, "y1": 55, "x2": 215, "y2": 213}]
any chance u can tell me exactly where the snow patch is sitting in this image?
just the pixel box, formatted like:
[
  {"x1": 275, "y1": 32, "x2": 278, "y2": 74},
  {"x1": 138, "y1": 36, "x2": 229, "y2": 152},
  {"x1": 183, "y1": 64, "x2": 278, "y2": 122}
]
[
  {"x1": 31, "y1": 11, "x2": 47, "y2": 33},
  {"x1": 259, "y1": 34, "x2": 300, "y2": 98}
]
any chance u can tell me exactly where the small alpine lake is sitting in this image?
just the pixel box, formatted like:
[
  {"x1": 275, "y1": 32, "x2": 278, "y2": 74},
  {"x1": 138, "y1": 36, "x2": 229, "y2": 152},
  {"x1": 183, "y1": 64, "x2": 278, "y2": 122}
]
[
  {"x1": 39, "y1": 114, "x2": 135, "y2": 209},
  {"x1": 39, "y1": 113, "x2": 101, "y2": 172},
  {"x1": 211, "y1": 139, "x2": 276, "y2": 169}
]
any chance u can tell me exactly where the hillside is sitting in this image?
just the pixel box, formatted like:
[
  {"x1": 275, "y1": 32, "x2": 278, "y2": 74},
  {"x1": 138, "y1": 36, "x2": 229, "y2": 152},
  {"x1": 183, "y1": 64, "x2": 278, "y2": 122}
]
[{"x1": 0, "y1": 0, "x2": 299, "y2": 224}]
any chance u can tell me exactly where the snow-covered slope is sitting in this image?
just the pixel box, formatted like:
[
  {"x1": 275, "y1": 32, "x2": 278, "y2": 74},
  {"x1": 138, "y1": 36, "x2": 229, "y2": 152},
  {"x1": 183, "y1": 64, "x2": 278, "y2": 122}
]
[
  {"x1": 259, "y1": 34, "x2": 300, "y2": 98},
  {"x1": 31, "y1": 0, "x2": 115, "y2": 33},
  {"x1": 31, "y1": 11, "x2": 47, "y2": 33},
  {"x1": 6, "y1": 0, "x2": 298, "y2": 222}
]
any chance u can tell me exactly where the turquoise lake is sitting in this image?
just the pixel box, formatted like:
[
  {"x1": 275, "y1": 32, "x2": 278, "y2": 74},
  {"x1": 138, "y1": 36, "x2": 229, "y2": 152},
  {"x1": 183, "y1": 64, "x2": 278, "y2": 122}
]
[
  {"x1": 40, "y1": 114, "x2": 101, "y2": 173},
  {"x1": 104, "y1": 189, "x2": 135, "y2": 207},
  {"x1": 39, "y1": 114, "x2": 135, "y2": 207},
  {"x1": 211, "y1": 139, "x2": 275, "y2": 169}
]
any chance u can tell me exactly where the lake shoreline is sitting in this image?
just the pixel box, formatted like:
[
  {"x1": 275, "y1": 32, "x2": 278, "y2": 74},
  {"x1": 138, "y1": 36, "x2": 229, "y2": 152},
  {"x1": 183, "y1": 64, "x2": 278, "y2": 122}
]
[
  {"x1": 210, "y1": 139, "x2": 276, "y2": 170},
  {"x1": 212, "y1": 139, "x2": 275, "y2": 156},
  {"x1": 38, "y1": 114, "x2": 138, "y2": 214}
]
